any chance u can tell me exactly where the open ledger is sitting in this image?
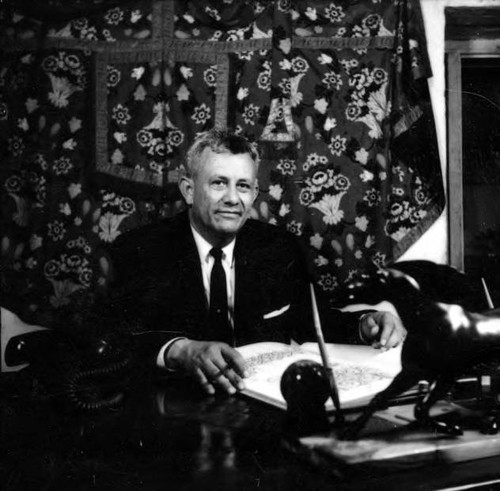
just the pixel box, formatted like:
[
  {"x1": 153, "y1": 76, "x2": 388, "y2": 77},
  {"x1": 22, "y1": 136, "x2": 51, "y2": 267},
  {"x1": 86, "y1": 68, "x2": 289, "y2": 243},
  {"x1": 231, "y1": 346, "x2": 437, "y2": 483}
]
[{"x1": 236, "y1": 342, "x2": 402, "y2": 411}]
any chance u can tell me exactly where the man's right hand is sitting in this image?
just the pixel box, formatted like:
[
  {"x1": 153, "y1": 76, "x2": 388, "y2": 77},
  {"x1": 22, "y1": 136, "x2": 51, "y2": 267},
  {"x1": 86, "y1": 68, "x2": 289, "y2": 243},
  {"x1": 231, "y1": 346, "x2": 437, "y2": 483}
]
[{"x1": 166, "y1": 339, "x2": 249, "y2": 395}]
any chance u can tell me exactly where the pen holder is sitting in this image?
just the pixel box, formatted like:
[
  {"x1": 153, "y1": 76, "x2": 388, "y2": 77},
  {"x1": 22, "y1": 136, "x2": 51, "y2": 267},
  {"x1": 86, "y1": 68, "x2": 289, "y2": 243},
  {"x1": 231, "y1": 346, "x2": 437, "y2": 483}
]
[{"x1": 280, "y1": 360, "x2": 330, "y2": 435}]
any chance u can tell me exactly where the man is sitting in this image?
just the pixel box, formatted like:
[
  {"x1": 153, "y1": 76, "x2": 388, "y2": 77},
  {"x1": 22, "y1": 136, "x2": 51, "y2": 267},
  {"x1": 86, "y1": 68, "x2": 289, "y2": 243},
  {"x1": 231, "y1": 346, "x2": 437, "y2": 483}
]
[{"x1": 107, "y1": 129, "x2": 406, "y2": 395}]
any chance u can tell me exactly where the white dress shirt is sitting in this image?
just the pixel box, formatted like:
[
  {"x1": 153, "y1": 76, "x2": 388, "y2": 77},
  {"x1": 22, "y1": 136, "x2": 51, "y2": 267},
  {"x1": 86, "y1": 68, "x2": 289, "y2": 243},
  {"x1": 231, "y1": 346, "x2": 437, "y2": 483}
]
[
  {"x1": 157, "y1": 225, "x2": 236, "y2": 368},
  {"x1": 191, "y1": 225, "x2": 236, "y2": 322}
]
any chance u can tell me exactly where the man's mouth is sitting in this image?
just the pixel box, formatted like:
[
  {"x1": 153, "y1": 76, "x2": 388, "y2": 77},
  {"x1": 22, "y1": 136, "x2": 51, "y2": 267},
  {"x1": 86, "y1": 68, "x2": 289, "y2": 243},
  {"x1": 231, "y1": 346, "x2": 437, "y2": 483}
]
[{"x1": 217, "y1": 210, "x2": 241, "y2": 217}]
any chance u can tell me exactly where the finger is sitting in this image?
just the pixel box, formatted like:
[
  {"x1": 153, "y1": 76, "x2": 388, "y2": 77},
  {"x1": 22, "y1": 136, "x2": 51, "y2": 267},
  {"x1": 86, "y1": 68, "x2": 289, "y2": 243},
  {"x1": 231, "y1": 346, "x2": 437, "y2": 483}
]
[
  {"x1": 367, "y1": 321, "x2": 380, "y2": 344},
  {"x1": 369, "y1": 322, "x2": 379, "y2": 338},
  {"x1": 378, "y1": 323, "x2": 393, "y2": 349},
  {"x1": 391, "y1": 324, "x2": 407, "y2": 347},
  {"x1": 360, "y1": 314, "x2": 378, "y2": 342},
  {"x1": 211, "y1": 363, "x2": 245, "y2": 392},
  {"x1": 221, "y1": 365, "x2": 246, "y2": 392},
  {"x1": 383, "y1": 327, "x2": 401, "y2": 349},
  {"x1": 211, "y1": 364, "x2": 229, "y2": 380},
  {"x1": 211, "y1": 374, "x2": 237, "y2": 395},
  {"x1": 205, "y1": 361, "x2": 237, "y2": 395},
  {"x1": 220, "y1": 345, "x2": 249, "y2": 378},
  {"x1": 195, "y1": 368, "x2": 216, "y2": 395},
  {"x1": 211, "y1": 360, "x2": 235, "y2": 377},
  {"x1": 379, "y1": 313, "x2": 399, "y2": 345}
]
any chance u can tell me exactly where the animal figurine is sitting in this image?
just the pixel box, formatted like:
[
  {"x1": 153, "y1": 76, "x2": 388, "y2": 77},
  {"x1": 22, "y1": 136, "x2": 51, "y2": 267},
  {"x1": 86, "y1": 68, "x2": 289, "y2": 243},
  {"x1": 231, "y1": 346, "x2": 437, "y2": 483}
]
[{"x1": 331, "y1": 260, "x2": 500, "y2": 439}]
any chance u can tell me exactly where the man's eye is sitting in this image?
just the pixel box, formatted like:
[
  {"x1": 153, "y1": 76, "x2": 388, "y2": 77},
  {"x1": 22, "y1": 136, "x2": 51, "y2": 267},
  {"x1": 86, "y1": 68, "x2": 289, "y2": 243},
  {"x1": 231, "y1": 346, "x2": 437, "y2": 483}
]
[
  {"x1": 211, "y1": 180, "x2": 226, "y2": 188},
  {"x1": 237, "y1": 183, "x2": 251, "y2": 191}
]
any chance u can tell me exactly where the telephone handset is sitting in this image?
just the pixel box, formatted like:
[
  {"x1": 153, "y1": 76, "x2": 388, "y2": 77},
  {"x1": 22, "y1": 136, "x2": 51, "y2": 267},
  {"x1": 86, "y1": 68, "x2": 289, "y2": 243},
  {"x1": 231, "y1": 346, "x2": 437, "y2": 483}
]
[
  {"x1": 61, "y1": 337, "x2": 133, "y2": 411},
  {"x1": 16, "y1": 329, "x2": 134, "y2": 411}
]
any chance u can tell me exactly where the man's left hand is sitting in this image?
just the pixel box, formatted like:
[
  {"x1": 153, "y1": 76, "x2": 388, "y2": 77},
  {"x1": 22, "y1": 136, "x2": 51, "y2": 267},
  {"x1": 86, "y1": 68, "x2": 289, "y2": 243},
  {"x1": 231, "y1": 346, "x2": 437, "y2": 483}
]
[{"x1": 360, "y1": 311, "x2": 407, "y2": 350}]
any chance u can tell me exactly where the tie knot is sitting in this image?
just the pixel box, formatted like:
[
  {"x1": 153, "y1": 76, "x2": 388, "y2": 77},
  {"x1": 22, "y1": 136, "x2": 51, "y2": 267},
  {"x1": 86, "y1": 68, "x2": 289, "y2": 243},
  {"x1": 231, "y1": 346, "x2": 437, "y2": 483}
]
[{"x1": 210, "y1": 247, "x2": 223, "y2": 261}]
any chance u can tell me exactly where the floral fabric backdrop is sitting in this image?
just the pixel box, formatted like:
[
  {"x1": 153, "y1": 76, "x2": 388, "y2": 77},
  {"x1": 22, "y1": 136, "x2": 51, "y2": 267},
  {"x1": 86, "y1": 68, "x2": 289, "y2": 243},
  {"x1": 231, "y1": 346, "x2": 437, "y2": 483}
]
[{"x1": 0, "y1": 0, "x2": 444, "y2": 328}]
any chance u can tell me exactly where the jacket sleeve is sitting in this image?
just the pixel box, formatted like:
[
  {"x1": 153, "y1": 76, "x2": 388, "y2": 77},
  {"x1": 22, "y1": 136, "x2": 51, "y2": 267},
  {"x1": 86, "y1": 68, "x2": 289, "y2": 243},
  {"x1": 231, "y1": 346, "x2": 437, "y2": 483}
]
[{"x1": 89, "y1": 230, "x2": 180, "y2": 368}]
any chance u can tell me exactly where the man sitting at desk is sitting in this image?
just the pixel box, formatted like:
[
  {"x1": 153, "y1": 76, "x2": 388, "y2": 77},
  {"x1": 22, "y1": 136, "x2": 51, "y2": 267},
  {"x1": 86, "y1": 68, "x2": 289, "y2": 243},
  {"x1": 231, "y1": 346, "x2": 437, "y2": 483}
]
[{"x1": 107, "y1": 129, "x2": 406, "y2": 395}]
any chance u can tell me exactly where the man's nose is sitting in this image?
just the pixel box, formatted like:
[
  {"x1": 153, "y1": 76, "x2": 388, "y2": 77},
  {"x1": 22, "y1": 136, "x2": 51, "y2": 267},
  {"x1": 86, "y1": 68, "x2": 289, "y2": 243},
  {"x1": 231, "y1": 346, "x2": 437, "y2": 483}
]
[{"x1": 223, "y1": 184, "x2": 239, "y2": 204}]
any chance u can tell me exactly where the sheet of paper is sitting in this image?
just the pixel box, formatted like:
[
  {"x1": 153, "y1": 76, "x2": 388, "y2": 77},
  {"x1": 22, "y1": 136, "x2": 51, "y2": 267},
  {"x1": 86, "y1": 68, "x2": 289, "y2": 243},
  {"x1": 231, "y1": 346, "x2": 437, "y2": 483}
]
[
  {"x1": 237, "y1": 342, "x2": 402, "y2": 411},
  {"x1": 301, "y1": 342, "x2": 402, "y2": 376}
]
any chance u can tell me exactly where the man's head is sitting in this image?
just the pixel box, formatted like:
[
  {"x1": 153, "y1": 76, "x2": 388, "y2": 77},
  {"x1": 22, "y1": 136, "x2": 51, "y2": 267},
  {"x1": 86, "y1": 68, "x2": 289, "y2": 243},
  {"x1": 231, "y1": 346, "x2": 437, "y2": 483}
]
[{"x1": 179, "y1": 129, "x2": 259, "y2": 247}]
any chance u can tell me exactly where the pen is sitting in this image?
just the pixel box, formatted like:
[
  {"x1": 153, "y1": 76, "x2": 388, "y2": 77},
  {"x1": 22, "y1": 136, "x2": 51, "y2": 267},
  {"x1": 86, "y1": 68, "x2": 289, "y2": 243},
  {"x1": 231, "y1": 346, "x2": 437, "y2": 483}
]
[
  {"x1": 309, "y1": 283, "x2": 344, "y2": 425},
  {"x1": 481, "y1": 277, "x2": 495, "y2": 309}
]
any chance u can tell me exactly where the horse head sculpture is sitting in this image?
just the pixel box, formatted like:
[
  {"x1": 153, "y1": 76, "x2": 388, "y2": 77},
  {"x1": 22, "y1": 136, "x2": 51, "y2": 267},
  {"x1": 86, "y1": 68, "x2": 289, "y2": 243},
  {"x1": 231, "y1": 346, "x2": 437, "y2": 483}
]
[{"x1": 332, "y1": 260, "x2": 500, "y2": 439}]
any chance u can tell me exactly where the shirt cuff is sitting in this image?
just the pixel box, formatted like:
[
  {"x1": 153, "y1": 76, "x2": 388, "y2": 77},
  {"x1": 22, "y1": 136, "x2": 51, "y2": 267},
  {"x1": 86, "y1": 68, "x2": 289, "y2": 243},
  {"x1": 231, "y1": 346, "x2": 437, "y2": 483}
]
[{"x1": 156, "y1": 337, "x2": 186, "y2": 370}]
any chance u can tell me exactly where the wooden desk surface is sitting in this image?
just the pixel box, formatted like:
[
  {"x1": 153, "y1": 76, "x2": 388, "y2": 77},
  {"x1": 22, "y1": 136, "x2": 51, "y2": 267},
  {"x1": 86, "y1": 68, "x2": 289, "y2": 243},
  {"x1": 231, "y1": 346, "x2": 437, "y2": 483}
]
[{"x1": 2, "y1": 371, "x2": 500, "y2": 491}]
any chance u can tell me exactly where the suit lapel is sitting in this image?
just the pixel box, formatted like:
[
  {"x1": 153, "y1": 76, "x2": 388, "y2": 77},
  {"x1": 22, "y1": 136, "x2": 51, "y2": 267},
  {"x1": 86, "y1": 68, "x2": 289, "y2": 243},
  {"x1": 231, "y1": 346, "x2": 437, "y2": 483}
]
[
  {"x1": 174, "y1": 216, "x2": 208, "y2": 313},
  {"x1": 234, "y1": 241, "x2": 247, "y2": 329},
  {"x1": 233, "y1": 230, "x2": 264, "y2": 345},
  {"x1": 159, "y1": 213, "x2": 209, "y2": 338}
]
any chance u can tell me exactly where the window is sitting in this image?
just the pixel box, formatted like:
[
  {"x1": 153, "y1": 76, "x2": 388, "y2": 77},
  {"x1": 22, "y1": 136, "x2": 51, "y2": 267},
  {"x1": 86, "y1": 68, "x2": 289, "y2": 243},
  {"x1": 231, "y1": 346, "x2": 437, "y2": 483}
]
[{"x1": 446, "y1": 7, "x2": 500, "y2": 306}]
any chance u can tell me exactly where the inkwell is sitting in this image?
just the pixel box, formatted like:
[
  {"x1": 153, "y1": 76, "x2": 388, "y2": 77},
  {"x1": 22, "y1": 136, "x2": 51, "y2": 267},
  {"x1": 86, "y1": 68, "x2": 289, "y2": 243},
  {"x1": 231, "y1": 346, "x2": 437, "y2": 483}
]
[{"x1": 280, "y1": 285, "x2": 343, "y2": 435}]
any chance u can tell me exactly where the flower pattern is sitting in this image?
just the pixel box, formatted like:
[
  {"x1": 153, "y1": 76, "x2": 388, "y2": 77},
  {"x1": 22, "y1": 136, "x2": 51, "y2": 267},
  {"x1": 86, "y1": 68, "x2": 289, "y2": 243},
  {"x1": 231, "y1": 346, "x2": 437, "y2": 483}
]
[{"x1": 0, "y1": 0, "x2": 444, "y2": 327}]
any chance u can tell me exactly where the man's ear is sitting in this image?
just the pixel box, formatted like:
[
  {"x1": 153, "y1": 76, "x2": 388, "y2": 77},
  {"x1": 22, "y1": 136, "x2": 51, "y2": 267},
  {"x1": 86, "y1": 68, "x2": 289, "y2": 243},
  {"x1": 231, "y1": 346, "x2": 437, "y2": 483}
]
[
  {"x1": 179, "y1": 176, "x2": 194, "y2": 205},
  {"x1": 252, "y1": 180, "x2": 259, "y2": 203}
]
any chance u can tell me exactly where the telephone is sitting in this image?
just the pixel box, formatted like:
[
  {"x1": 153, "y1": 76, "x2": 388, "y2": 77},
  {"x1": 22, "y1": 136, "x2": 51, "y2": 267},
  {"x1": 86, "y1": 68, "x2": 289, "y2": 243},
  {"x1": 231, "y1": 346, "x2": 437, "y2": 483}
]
[
  {"x1": 7, "y1": 327, "x2": 134, "y2": 411},
  {"x1": 60, "y1": 336, "x2": 134, "y2": 411}
]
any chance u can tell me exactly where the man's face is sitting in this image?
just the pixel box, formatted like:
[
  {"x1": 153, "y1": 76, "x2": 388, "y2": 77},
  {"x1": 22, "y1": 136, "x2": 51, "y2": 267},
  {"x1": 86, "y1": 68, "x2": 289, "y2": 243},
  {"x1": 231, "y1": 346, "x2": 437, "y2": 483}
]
[{"x1": 181, "y1": 148, "x2": 258, "y2": 245}]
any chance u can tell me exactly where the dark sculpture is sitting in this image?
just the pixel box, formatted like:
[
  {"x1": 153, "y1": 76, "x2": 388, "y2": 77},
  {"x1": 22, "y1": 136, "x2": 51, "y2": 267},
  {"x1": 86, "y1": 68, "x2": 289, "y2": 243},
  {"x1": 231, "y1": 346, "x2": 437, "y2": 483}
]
[
  {"x1": 331, "y1": 260, "x2": 500, "y2": 439},
  {"x1": 280, "y1": 360, "x2": 331, "y2": 435}
]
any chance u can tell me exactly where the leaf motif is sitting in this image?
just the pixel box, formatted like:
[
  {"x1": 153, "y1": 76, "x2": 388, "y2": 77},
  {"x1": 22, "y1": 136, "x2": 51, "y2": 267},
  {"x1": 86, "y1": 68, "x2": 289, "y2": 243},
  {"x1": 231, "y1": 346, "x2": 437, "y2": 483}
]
[
  {"x1": 131, "y1": 67, "x2": 145, "y2": 80},
  {"x1": 152, "y1": 68, "x2": 161, "y2": 87},
  {"x1": 134, "y1": 84, "x2": 147, "y2": 101},
  {"x1": 346, "y1": 233, "x2": 355, "y2": 250},
  {"x1": 376, "y1": 153, "x2": 386, "y2": 169},
  {"x1": 260, "y1": 201, "x2": 269, "y2": 220},
  {"x1": 49, "y1": 279, "x2": 82, "y2": 308},
  {"x1": 50, "y1": 123, "x2": 61, "y2": 137},
  {"x1": 164, "y1": 68, "x2": 172, "y2": 86},
  {"x1": 305, "y1": 115, "x2": 314, "y2": 133},
  {"x1": 98, "y1": 212, "x2": 126, "y2": 243},
  {"x1": 331, "y1": 240, "x2": 342, "y2": 255},
  {"x1": 310, "y1": 193, "x2": 346, "y2": 225},
  {"x1": 82, "y1": 199, "x2": 91, "y2": 216},
  {"x1": 100, "y1": 256, "x2": 109, "y2": 276},
  {"x1": 92, "y1": 208, "x2": 101, "y2": 223},
  {"x1": 9, "y1": 194, "x2": 29, "y2": 227},
  {"x1": 14, "y1": 243, "x2": 24, "y2": 258},
  {"x1": 37, "y1": 117, "x2": 47, "y2": 134}
]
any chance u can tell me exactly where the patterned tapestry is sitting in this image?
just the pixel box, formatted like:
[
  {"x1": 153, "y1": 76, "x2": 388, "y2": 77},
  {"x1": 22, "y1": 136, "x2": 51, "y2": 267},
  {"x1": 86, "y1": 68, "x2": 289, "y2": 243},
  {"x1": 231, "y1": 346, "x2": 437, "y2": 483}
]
[{"x1": 0, "y1": 0, "x2": 444, "y2": 328}]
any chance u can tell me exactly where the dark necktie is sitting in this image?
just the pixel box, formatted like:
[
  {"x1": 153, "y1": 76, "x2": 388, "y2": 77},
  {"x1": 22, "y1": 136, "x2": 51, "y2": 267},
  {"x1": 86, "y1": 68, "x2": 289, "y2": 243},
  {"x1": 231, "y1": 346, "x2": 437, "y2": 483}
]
[{"x1": 209, "y1": 248, "x2": 232, "y2": 344}]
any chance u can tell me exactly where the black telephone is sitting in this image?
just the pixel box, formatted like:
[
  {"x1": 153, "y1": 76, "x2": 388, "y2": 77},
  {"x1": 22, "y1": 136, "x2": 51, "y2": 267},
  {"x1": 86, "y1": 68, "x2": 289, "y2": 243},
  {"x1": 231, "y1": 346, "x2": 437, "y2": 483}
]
[
  {"x1": 6, "y1": 328, "x2": 134, "y2": 411},
  {"x1": 60, "y1": 336, "x2": 134, "y2": 411}
]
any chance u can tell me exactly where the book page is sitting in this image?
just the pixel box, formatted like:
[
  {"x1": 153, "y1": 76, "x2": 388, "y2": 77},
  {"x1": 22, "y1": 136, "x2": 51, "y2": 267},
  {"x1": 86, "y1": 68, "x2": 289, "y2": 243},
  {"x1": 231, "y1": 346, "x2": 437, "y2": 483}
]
[
  {"x1": 236, "y1": 342, "x2": 402, "y2": 411},
  {"x1": 301, "y1": 343, "x2": 402, "y2": 376}
]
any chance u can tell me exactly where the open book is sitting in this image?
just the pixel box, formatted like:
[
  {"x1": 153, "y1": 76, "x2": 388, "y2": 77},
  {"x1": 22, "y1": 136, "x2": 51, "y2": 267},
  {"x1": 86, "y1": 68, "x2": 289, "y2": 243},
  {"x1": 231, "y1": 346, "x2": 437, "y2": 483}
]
[{"x1": 236, "y1": 342, "x2": 402, "y2": 411}]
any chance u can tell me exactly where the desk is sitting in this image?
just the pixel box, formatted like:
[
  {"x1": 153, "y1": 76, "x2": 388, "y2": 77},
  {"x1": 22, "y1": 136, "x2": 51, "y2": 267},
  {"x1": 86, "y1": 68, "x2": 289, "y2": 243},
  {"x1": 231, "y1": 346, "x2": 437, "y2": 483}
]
[{"x1": 2, "y1": 372, "x2": 500, "y2": 491}]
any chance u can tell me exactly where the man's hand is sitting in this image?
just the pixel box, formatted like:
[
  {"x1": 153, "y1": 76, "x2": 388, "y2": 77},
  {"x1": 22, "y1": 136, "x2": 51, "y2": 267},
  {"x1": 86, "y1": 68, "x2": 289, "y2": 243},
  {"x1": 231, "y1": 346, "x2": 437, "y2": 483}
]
[
  {"x1": 360, "y1": 311, "x2": 407, "y2": 350},
  {"x1": 167, "y1": 339, "x2": 249, "y2": 395}
]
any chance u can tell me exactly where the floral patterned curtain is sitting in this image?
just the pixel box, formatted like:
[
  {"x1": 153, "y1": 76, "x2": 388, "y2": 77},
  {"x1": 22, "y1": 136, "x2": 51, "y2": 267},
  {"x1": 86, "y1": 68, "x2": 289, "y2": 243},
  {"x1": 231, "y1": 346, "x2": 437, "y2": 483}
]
[{"x1": 0, "y1": 0, "x2": 444, "y2": 328}]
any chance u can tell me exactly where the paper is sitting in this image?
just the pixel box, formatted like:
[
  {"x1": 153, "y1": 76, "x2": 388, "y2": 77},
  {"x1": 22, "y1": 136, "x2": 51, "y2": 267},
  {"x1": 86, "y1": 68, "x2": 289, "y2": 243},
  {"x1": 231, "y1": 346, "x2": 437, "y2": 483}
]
[{"x1": 236, "y1": 342, "x2": 402, "y2": 411}]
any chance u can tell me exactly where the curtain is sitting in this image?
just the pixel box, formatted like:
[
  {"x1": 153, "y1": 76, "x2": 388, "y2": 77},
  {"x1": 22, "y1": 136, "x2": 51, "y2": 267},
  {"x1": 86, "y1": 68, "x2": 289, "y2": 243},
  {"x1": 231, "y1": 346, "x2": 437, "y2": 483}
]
[{"x1": 0, "y1": 0, "x2": 444, "y2": 327}]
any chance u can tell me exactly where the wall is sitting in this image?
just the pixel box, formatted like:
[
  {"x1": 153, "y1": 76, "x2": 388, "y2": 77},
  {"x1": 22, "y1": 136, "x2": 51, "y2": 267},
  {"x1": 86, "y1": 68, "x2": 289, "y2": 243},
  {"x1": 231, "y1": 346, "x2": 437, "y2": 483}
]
[{"x1": 400, "y1": 0, "x2": 500, "y2": 265}]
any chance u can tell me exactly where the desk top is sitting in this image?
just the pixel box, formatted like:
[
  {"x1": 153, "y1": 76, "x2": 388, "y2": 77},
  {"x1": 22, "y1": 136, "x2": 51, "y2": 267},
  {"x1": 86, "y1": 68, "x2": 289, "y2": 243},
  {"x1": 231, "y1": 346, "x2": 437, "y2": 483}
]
[{"x1": 2, "y1": 370, "x2": 500, "y2": 491}]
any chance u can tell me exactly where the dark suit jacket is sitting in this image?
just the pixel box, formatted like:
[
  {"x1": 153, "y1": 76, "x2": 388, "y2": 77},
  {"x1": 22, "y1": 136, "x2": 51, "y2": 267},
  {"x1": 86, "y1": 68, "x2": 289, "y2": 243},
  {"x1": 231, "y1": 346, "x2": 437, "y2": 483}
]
[{"x1": 103, "y1": 211, "x2": 363, "y2": 364}]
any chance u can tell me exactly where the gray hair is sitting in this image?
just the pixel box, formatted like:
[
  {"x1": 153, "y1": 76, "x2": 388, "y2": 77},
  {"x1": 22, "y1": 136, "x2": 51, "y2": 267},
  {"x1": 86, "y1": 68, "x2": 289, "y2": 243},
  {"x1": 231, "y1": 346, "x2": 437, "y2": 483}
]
[{"x1": 184, "y1": 129, "x2": 260, "y2": 178}]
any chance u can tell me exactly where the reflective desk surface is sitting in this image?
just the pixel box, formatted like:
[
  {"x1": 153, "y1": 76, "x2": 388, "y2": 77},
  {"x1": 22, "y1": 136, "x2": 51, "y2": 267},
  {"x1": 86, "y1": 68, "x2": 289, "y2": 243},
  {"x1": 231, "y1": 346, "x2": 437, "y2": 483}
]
[{"x1": 2, "y1": 371, "x2": 500, "y2": 491}]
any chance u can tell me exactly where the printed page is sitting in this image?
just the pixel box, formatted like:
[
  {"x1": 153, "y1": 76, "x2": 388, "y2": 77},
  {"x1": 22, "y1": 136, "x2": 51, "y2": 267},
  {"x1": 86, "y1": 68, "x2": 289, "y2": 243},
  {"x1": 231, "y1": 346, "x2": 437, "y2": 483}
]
[
  {"x1": 301, "y1": 343, "x2": 402, "y2": 376},
  {"x1": 236, "y1": 342, "x2": 402, "y2": 411}
]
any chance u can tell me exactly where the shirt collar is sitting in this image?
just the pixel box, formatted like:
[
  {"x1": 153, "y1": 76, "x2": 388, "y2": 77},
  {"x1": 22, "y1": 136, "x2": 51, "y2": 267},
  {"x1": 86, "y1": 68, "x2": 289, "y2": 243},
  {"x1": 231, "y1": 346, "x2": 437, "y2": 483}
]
[{"x1": 190, "y1": 224, "x2": 235, "y2": 267}]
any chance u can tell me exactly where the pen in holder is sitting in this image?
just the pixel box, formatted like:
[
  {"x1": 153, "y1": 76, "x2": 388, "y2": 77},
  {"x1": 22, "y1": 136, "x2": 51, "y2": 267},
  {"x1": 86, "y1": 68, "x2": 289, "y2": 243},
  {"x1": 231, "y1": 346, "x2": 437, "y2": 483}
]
[{"x1": 309, "y1": 284, "x2": 344, "y2": 427}]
